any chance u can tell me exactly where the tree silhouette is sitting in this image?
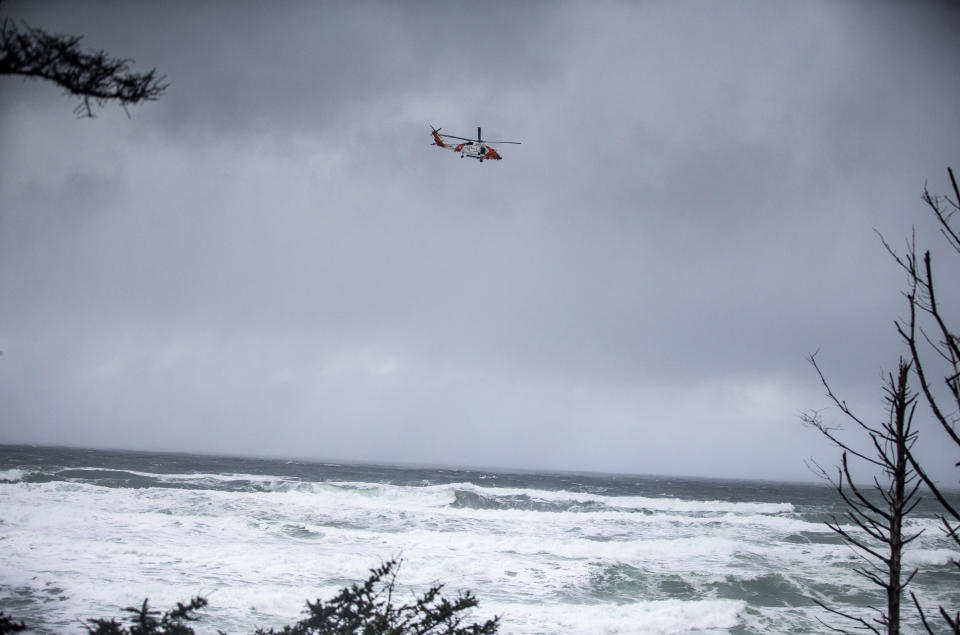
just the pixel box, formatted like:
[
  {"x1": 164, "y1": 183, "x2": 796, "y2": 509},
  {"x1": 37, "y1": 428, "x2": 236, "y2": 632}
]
[
  {"x1": 804, "y1": 168, "x2": 960, "y2": 634},
  {"x1": 84, "y1": 597, "x2": 208, "y2": 635},
  {"x1": 0, "y1": 612, "x2": 28, "y2": 634},
  {"x1": 802, "y1": 358, "x2": 924, "y2": 634},
  {"x1": 3, "y1": 559, "x2": 500, "y2": 634},
  {"x1": 880, "y1": 167, "x2": 960, "y2": 632},
  {"x1": 252, "y1": 559, "x2": 499, "y2": 635},
  {"x1": 0, "y1": 8, "x2": 166, "y2": 117}
]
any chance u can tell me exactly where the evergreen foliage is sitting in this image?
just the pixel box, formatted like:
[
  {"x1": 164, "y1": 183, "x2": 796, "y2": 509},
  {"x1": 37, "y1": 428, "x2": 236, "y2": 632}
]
[
  {"x1": 253, "y1": 559, "x2": 499, "y2": 635},
  {"x1": 8, "y1": 560, "x2": 498, "y2": 635},
  {"x1": 0, "y1": 612, "x2": 28, "y2": 634},
  {"x1": 84, "y1": 597, "x2": 208, "y2": 635}
]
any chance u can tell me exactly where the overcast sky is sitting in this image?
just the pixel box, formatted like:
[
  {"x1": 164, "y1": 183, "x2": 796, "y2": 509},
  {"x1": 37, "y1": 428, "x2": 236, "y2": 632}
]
[{"x1": 1, "y1": 1, "x2": 959, "y2": 482}]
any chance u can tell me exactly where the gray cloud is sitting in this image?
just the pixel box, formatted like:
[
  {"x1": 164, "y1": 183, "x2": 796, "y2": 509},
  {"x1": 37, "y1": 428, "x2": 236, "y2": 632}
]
[{"x1": 1, "y1": 0, "x2": 959, "y2": 482}]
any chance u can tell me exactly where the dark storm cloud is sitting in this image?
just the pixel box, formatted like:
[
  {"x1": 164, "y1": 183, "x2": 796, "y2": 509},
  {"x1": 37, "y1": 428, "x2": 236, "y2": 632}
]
[
  {"x1": 1, "y1": 1, "x2": 559, "y2": 138},
  {"x1": 1, "y1": 1, "x2": 959, "y2": 481}
]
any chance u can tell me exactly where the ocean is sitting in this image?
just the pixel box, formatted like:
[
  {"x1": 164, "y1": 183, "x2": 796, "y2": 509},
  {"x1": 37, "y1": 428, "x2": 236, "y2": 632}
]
[{"x1": 1, "y1": 444, "x2": 957, "y2": 634}]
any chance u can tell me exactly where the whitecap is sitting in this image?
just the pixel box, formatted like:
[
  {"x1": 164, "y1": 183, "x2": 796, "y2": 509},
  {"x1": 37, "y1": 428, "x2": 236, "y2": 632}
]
[
  {"x1": 0, "y1": 468, "x2": 24, "y2": 483},
  {"x1": 904, "y1": 548, "x2": 960, "y2": 567},
  {"x1": 429, "y1": 481, "x2": 795, "y2": 515}
]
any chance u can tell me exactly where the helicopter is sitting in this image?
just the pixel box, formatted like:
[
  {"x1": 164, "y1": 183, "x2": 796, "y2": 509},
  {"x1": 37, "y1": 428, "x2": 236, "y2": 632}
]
[{"x1": 430, "y1": 126, "x2": 521, "y2": 162}]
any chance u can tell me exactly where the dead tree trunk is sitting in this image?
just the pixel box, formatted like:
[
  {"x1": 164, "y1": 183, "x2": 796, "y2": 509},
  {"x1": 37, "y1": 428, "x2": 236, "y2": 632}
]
[
  {"x1": 802, "y1": 358, "x2": 923, "y2": 634},
  {"x1": 882, "y1": 167, "x2": 960, "y2": 632}
]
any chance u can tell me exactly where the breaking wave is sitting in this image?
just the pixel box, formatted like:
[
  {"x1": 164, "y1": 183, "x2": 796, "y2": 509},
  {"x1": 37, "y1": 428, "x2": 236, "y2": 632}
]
[{"x1": 2, "y1": 446, "x2": 957, "y2": 634}]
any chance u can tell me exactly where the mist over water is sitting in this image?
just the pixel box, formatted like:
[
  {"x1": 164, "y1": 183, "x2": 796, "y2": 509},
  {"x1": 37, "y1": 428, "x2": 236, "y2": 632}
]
[{"x1": 1, "y1": 445, "x2": 958, "y2": 634}]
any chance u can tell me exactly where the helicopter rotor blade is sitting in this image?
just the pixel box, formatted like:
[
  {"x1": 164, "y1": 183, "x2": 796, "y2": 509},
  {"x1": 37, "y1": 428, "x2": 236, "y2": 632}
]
[
  {"x1": 438, "y1": 133, "x2": 474, "y2": 142},
  {"x1": 434, "y1": 126, "x2": 519, "y2": 144}
]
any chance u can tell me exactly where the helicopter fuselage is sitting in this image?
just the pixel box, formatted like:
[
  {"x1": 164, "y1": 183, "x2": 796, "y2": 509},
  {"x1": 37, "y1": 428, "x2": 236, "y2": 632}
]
[{"x1": 452, "y1": 141, "x2": 501, "y2": 162}]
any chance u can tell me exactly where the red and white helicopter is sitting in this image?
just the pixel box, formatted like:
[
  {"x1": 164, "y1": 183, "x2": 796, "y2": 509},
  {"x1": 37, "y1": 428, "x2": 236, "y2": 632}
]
[{"x1": 430, "y1": 126, "x2": 521, "y2": 162}]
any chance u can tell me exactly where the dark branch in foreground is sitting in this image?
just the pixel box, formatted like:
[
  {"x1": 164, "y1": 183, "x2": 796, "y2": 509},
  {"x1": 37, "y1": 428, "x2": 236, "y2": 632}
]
[
  {"x1": 802, "y1": 357, "x2": 922, "y2": 635},
  {"x1": 4, "y1": 559, "x2": 499, "y2": 634},
  {"x1": 0, "y1": 612, "x2": 28, "y2": 633},
  {"x1": 0, "y1": 16, "x2": 167, "y2": 117},
  {"x1": 251, "y1": 559, "x2": 499, "y2": 635},
  {"x1": 879, "y1": 167, "x2": 960, "y2": 632},
  {"x1": 84, "y1": 597, "x2": 208, "y2": 635}
]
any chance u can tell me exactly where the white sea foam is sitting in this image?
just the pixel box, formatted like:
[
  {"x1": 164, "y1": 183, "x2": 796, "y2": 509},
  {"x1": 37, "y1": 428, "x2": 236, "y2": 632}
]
[
  {"x1": 1, "y1": 470, "x2": 955, "y2": 634},
  {"x1": 904, "y1": 548, "x2": 960, "y2": 567},
  {"x1": 63, "y1": 466, "x2": 297, "y2": 488},
  {"x1": 0, "y1": 468, "x2": 24, "y2": 482},
  {"x1": 279, "y1": 479, "x2": 796, "y2": 518},
  {"x1": 46, "y1": 468, "x2": 797, "y2": 515},
  {"x1": 491, "y1": 598, "x2": 747, "y2": 635},
  {"x1": 417, "y1": 481, "x2": 795, "y2": 514}
]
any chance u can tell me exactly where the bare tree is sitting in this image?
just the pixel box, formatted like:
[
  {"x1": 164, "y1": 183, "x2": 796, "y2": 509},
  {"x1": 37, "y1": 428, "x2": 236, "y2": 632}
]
[
  {"x1": 0, "y1": 10, "x2": 166, "y2": 117},
  {"x1": 881, "y1": 167, "x2": 960, "y2": 632},
  {"x1": 803, "y1": 357, "x2": 924, "y2": 634}
]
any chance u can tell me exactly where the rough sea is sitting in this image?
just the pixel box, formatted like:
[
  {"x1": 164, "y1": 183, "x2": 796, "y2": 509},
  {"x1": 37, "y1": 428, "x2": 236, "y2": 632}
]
[{"x1": 1, "y1": 444, "x2": 957, "y2": 634}]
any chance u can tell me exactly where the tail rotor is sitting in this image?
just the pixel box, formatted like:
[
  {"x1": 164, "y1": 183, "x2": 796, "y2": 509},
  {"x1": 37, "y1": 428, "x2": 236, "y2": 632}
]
[{"x1": 429, "y1": 125, "x2": 446, "y2": 147}]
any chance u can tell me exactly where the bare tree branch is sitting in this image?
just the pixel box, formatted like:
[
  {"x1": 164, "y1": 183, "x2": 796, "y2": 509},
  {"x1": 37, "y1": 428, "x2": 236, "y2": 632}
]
[
  {"x1": 0, "y1": 16, "x2": 167, "y2": 117},
  {"x1": 803, "y1": 358, "x2": 922, "y2": 634},
  {"x1": 813, "y1": 597, "x2": 883, "y2": 634},
  {"x1": 876, "y1": 167, "x2": 960, "y2": 631}
]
